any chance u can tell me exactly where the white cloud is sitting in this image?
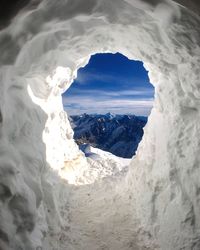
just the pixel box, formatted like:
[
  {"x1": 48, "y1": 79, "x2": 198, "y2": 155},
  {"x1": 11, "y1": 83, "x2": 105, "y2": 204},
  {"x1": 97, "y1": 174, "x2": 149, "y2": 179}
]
[
  {"x1": 62, "y1": 95, "x2": 153, "y2": 116},
  {"x1": 75, "y1": 71, "x2": 152, "y2": 87},
  {"x1": 64, "y1": 87, "x2": 154, "y2": 98},
  {"x1": 75, "y1": 71, "x2": 121, "y2": 85}
]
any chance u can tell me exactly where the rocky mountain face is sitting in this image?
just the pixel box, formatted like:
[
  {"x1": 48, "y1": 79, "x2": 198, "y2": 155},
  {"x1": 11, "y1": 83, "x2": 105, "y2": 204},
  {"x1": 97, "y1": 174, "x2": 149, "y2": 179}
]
[{"x1": 70, "y1": 113, "x2": 147, "y2": 158}]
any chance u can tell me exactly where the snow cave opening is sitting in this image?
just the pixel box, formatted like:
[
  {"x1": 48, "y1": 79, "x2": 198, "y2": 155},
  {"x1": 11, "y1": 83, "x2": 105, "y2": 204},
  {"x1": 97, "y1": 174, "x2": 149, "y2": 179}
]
[
  {"x1": 62, "y1": 53, "x2": 155, "y2": 159},
  {"x1": 1, "y1": 0, "x2": 200, "y2": 248}
]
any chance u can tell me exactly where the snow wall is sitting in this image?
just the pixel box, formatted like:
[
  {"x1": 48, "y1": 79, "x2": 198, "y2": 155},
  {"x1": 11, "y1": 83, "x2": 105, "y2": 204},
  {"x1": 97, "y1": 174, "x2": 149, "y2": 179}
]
[{"x1": 0, "y1": 0, "x2": 200, "y2": 249}]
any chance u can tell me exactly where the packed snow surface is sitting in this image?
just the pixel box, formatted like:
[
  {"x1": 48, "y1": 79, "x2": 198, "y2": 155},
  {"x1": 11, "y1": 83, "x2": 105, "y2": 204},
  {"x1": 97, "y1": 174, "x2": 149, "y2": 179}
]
[{"x1": 0, "y1": 0, "x2": 200, "y2": 249}]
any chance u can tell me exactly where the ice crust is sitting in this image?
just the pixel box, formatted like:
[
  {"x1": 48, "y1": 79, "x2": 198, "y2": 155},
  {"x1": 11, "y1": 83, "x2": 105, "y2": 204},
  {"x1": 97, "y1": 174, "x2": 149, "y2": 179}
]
[{"x1": 0, "y1": 0, "x2": 200, "y2": 249}]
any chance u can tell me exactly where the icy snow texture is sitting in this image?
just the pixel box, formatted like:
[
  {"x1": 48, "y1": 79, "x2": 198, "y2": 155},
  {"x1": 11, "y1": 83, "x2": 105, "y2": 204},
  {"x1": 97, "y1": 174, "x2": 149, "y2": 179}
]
[{"x1": 0, "y1": 0, "x2": 200, "y2": 249}]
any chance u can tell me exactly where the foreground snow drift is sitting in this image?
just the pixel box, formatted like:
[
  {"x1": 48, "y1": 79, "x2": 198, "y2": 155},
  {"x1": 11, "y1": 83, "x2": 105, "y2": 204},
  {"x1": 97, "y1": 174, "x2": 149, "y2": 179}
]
[
  {"x1": 78, "y1": 144, "x2": 131, "y2": 183},
  {"x1": 0, "y1": 0, "x2": 200, "y2": 249}
]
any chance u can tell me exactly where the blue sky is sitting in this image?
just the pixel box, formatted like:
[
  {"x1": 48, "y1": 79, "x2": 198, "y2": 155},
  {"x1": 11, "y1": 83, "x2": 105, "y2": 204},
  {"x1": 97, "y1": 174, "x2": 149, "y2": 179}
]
[{"x1": 62, "y1": 53, "x2": 154, "y2": 116}]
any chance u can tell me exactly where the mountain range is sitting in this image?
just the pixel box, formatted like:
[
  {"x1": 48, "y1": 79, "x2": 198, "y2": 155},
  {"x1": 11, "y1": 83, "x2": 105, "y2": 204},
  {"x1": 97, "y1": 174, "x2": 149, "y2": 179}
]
[{"x1": 70, "y1": 113, "x2": 147, "y2": 158}]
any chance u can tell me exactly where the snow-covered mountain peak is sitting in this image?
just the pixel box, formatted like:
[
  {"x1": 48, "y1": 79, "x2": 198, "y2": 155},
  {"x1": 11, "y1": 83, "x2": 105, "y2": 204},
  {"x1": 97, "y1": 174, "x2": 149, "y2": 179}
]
[{"x1": 70, "y1": 113, "x2": 147, "y2": 158}]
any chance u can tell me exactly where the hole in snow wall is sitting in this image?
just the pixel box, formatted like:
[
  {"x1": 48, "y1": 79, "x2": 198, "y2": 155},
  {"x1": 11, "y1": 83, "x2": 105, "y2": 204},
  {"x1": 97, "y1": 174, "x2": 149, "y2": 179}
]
[{"x1": 63, "y1": 52, "x2": 154, "y2": 159}]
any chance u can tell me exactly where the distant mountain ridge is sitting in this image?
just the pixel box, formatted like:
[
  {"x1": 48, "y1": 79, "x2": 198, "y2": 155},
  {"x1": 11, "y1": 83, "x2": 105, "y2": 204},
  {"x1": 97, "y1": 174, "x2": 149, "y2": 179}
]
[{"x1": 70, "y1": 113, "x2": 147, "y2": 158}]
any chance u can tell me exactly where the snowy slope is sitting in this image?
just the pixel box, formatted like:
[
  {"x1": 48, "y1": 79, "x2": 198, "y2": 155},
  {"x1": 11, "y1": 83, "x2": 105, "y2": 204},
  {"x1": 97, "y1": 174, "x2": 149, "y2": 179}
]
[
  {"x1": 0, "y1": 0, "x2": 200, "y2": 250},
  {"x1": 76, "y1": 143, "x2": 131, "y2": 184}
]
